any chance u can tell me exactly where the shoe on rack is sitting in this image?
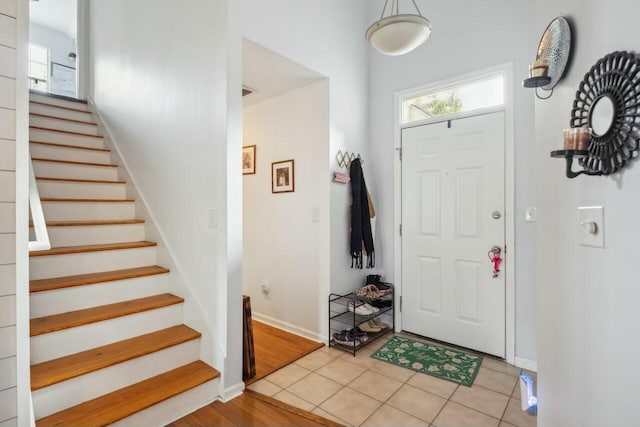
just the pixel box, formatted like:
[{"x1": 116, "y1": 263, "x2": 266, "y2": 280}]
[
  {"x1": 369, "y1": 299, "x2": 392, "y2": 309},
  {"x1": 359, "y1": 320, "x2": 382, "y2": 333},
  {"x1": 332, "y1": 330, "x2": 360, "y2": 347},
  {"x1": 348, "y1": 302, "x2": 375, "y2": 315},
  {"x1": 361, "y1": 303, "x2": 380, "y2": 313},
  {"x1": 350, "y1": 327, "x2": 369, "y2": 343},
  {"x1": 371, "y1": 318, "x2": 389, "y2": 329}
]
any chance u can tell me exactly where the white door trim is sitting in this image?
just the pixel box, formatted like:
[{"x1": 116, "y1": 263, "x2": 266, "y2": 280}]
[
  {"x1": 76, "y1": 0, "x2": 90, "y2": 100},
  {"x1": 393, "y1": 63, "x2": 516, "y2": 364}
]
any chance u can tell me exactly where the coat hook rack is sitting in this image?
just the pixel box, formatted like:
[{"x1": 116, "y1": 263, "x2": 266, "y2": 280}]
[{"x1": 336, "y1": 150, "x2": 363, "y2": 168}]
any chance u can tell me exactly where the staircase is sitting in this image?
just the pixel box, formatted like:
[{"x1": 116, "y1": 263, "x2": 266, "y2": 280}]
[{"x1": 28, "y1": 93, "x2": 220, "y2": 426}]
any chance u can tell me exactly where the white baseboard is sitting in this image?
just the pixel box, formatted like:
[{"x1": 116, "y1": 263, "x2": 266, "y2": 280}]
[
  {"x1": 251, "y1": 312, "x2": 326, "y2": 344},
  {"x1": 514, "y1": 356, "x2": 537, "y2": 372},
  {"x1": 220, "y1": 381, "x2": 245, "y2": 403}
]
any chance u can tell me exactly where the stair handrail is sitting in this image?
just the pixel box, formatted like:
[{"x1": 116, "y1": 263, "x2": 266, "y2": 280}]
[{"x1": 28, "y1": 155, "x2": 50, "y2": 252}]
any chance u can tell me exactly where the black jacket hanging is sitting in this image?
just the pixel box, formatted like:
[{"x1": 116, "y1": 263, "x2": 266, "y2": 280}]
[{"x1": 350, "y1": 158, "x2": 375, "y2": 269}]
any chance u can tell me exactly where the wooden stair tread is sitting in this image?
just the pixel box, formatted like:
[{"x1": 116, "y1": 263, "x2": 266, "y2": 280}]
[
  {"x1": 30, "y1": 219, "x2": 145, "y2": 228},
  {"x1": 36, "y1": 177, "x2": 125, "y2": 184},
  {"x1": 30, "y1": 140, "x2": 110, "y2": 152},
  {"x1": 40, "y1": 198, "x2": 135, "y2": 203},
  {"x1": 31, "y1": 325, "x2": 200, "y2": 390},
  {"x1": 30, "y1": 241, "x2": 156, "y2": 257},
  {"x1": 31, "y1": 157, "x2": 117, "y2": 167},
  {"x1": 30, "y1": 293, "x2": 183, "y2": 337},
  {"x1": 30, "y1": 100, "x2": 91, "y2": 113},
  {"x1": 30, "y1": 112, "x2": 97, "y2": 126},
  {"x1": 35, "y1": 361, "x2": 219, "y2": 427},
  {"x1": 30, "y1": 126, "x2": 103, "y2": 139},
  {"x1": 30, "y1": 265, "x2": 168, "y2": 293}
]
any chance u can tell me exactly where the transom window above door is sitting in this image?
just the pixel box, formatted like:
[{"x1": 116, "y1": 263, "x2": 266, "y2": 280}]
[{"x1": 401, "y1": 74, "x2": 505, "y2": 124}]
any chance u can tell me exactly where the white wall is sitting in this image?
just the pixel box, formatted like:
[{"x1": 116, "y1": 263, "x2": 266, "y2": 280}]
[
  {"x1": 240, "y1": 1, "x2": 371, "y2": 307},
  {"x1": 0, "y1": 0, "x2": 29, "y2": 424},
  {"x1": 534, "y1": 1, "x2": 640, "y2": 425},
  {"x1": 89, "y1": 0, "x2": 242, "y2": 391},
  {"x1": 243, "y1": 81, "x2": 330, "y2": 339},
  {"x1": 0, "y1": 3, "x2": 18, "y2": 424},
  {"x1": 29, "y1": 23, "x2": 76, "y2": 97},
  {"x1": 367, "y1": 0, "x2": 537, "y2": 362}
]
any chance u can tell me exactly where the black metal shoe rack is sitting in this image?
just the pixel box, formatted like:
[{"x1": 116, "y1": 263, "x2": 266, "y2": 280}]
[{"x1": 328, "y1": 289, "x2": 394, "y2": 356}]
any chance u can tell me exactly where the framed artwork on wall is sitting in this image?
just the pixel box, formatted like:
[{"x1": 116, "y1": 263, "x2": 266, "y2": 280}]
[
  {"x1": 272, "y1": 159, "x2": 295, "y2": 193},
  {"x1": 243, "y1": 145, "x2": 256, "y2": 175}
]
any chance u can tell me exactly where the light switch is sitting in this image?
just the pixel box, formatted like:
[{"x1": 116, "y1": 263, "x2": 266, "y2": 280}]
[
  {"x1": 578, "y1": 206, "x2": 604, "y2": 248},
  {"x1": 525, "y1": 206, "x2": 537, "y2": 222}
]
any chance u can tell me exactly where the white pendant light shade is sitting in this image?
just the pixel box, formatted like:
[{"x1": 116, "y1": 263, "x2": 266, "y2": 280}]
[
  {"x1": 366, "y1": 14, "x2": 431, "y2": 56},
  {"x1": 367, "y1": 0, "x2": 431, "y2": 56}
]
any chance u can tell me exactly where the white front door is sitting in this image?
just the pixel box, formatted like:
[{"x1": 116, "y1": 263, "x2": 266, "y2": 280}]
[{"x1": 401, "y1": 112, "x2": 506, "y2": 358}]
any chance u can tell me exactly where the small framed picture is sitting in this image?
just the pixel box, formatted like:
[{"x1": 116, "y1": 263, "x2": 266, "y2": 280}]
[
  {"x1": 242, "y1": 145, "x2": 256, "y2": 175},
  {"x1": 272, "y1": 159, "x2": 295, "y2": 193}
]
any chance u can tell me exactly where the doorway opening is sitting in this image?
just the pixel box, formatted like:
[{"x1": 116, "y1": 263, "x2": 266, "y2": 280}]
[
  {"x1": 241, "y1": 39, "x2": 330, "y2": 384},
  {"x1": 394, "y1": 65, "x2": 516, "y2": 362},
  {"x1": 29, "y1": 0, "x2": 83, "y2": 99}
]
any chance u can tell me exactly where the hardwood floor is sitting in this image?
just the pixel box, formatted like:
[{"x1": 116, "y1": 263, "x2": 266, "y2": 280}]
[
  {"x1": 247, "y1": 320, "x2": 324, "y2": 385},
  {"x1": 168, "y1": 390, "x2": 343, "y2": 427}
]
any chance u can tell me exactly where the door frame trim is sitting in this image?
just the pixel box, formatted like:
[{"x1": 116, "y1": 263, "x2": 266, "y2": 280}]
[{"x1": 393, "y1": 63, "x2": 516, "y2": 365}]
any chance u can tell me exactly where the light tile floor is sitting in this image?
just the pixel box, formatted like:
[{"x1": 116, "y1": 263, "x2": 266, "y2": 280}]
[{"x1": 248, "y1": 334, "x2": 537, "y2": 427}]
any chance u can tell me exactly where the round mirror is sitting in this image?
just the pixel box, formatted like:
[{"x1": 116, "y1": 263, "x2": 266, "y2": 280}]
[{"x1": 590, "y1": 95, "x2": 616, "y2": 137}]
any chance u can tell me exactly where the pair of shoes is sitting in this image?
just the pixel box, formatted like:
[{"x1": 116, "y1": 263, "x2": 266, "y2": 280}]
[
  {"x1": 359, "y1": 320, "x2": 382, "y2": 333},
  {"x1": 355, "y1": 284, "x2": 393, "y2": 299},
  {"x1": 369, "y1": 299, "x2": 392, "y2": 309},
  {"x1": 363, "y1": 303, "x2": 379, "y2": 313},
  {"x1": 370, "y1": 318, "x2": 389, "y2": 329},
  {"x1": 348, "y1": 302, "x2": 379, "y2": 315},
  {"x1": 359, "y1": 319, "x2": 389, "y2": 333},
  {"x1": 332, "y1": 329, "x2": 367, "y2": 346},
  {"x1": 350, "y1": 327, "x2": 369, "y2": 343}
]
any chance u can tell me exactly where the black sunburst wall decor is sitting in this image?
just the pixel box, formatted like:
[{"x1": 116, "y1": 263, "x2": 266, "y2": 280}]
[{"x1": 570, "y1": 51, "x2": 640, "y2": 175}]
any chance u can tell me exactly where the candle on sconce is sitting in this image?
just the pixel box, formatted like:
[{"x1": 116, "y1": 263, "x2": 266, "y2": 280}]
[
  {"x1": 529, "y1": 59, "x2": 549, "y2": 78},
  {"x1": 563, "y1": 128, "x2": 592, "y2": 150},
  {"x1": 576, "y1": 128, "x2": 592, "y2": 150},
  {"x1": 563, "y1": 128, "x2": 578, "y2": 150}
]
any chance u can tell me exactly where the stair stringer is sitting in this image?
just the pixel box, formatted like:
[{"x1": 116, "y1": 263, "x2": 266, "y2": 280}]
[{"x1": 85, "y1": 100, "x2": 228, "y2": 406}]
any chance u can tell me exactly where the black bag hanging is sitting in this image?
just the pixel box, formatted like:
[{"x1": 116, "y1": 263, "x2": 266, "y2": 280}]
[{"x1": 349, "y1": 158, "x2": 375, "y2": 269}]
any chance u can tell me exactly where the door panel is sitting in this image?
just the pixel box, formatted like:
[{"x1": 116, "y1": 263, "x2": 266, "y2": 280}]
[{"x1": 402, "y1": 112, "x2": 506, "y2": 357}]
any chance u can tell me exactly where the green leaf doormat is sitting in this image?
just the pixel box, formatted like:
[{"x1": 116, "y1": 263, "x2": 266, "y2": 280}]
[{"x1": 371, "y1": 336, "x2": 483, "y2": 386}]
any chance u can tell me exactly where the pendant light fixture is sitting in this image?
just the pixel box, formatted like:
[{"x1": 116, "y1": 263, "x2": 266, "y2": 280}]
[{"x1": 366, "y1": 0, "x2": 431, "y2": 56}]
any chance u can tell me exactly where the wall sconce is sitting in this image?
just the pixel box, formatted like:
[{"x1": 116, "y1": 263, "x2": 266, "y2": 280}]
[{"x1": 523, "y1": 17, "x2": 571, "y2": 100}]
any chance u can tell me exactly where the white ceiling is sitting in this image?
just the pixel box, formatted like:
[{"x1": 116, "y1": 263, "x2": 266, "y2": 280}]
[
  {"x1": 30, "y1": 0, "x2": 77, "y2": 39},
  {"x1": 243, "y1": 39, "x2": 325, "y2": 107}
]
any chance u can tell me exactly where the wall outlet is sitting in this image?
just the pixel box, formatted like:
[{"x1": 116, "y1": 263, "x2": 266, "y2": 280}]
[
  {"x1": 261, "y1": 284, "x2": 270, "y2": 298},
  {"x1": 209, "y1": 208, "x2": 218, "y2": 229}
]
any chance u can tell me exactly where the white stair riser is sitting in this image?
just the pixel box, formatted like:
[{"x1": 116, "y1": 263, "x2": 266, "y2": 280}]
[
  {"x1": 111, "y1": 379, "x2": 220, "y2": 427},
  {"x1": 30, "y1": 128, "x2": 104, "y2": 150},
  {"x1": 33, "y1": 161, "x2": 118, "y2": 181},
  {"x1": 30, "y1": 94, "x2": 90, "y2": 112},
  {"x1": 30, "y1": 274, "x2": 170, "y2": 319},
  {"x1": 29, "y1": 223, "x2": 145, "y2": 247},
  {"x1": 30, "y1": 115, "x2": 99, "y2": 136},
  {"x1": 33, "y1": 338, "x2": 200, "y2": 419},
  {"x1": 30, "y1": 304, "x2": 182, "y2": 363},
  {"x1": 36, "y1": 180, "x2": 126, "y2": 199},
  {"x1": 30, "y1": 143, "x2": 112, "y2": 164},
  {"x1": 42, "y1": 201, "x2": 136, "y2": 221},
  {"x1": 30, "y1": 103, "x2": 93, "y2": 122},
  {"x1": 30, "y1": 247, "x2": 156, "y2": 280}
]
